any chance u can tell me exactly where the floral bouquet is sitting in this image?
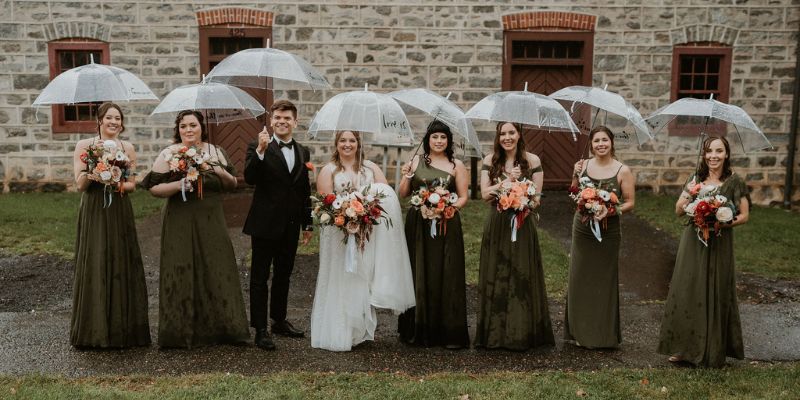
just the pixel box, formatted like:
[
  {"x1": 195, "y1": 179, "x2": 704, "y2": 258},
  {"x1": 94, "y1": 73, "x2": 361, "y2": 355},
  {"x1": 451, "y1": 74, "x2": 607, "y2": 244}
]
[
  {"x1": 409, "y1": 176, "x2": 459, "y2": 238},
  {"x1": 80, "y1": 140, "x2": 132, "y2": 207},
  {"x1": 492, "y1": 178, "x2": 538, "y2": 242},
  {"x1": 312, "y1": 185, "x2": 391, "y2": 273},
  {"x1": 683, "y1": 179, "x2": 735, "y2": 246},
  {"x1": 568, "y1": 176, "x2": 620, "y2": 242},
  {"x1": 162, "y1": 145, "x2": 211, "y2": 201}
]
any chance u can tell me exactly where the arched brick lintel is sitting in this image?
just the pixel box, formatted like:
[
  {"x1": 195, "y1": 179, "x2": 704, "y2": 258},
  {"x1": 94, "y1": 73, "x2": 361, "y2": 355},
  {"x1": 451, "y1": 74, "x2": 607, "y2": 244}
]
[
  {"x1": 196, "y1": 8, "x2": 273, "y2": 27},
  {"x1": 502, "y1": 11, "x2": 596, "y2": 32}
]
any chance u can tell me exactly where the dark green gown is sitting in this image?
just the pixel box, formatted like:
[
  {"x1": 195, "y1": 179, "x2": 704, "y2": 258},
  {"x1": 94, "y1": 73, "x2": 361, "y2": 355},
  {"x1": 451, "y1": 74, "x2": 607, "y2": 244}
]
[
  {"x1": 142, "y1": 154, "x2": 249, "y2": 348},
  {"x1": 71, "y1": 182, "x2": 151, "y2": 348},
  {"x1": 475, "y1": 166, "x2": 554, "y2": 351},
  {"x1": 397, "y1": 162, "x2": 469, "y2": 348},
  {"x1": 564, "y1": 167, "x2": 623, "y2": 348},
  {"x1": 657, "y1": 173, "x2": 748, "y2": 367}
]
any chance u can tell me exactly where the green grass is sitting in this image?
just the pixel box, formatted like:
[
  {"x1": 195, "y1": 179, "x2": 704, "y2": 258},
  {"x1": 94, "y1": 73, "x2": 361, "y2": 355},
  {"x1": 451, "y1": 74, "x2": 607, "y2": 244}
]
[
  {"x1": 634, "y1": 191, "x2": 800, "y2": 280},
  {"x1": 0, "y1": 190, "x2": 164, "y2": 258},
  {"x1": 2, "y1": 364, "x2": 798, "y2": 399}
]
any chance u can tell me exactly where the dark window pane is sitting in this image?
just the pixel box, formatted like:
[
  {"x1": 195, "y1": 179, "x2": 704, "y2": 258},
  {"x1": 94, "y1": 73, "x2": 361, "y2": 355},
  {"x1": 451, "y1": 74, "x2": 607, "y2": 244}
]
[
  {"x1": 59, "y1": 52, "x2": 73, "y2": 70},
  {"x1": 64, "y1": 105, "x2": 77, "y2": 121},
  {"x1": 693, "y1": 75, "x2": 706, "y2": 90},
  {"x1": 694, "y1": 57, "x2": 707, "y2": 73},
  {"x1": 708, "y1": 57, "x2": 720, "y2": 72},
  {"x1": 680, "y1": 74, "x2": 692, "y2": 90},
  {"x1": 77, "y1": 105, "x2": 93, "y2": 121},
  {"x1": 211, "y1": 38, "x2": 225, "y2": 55},
  {"x1": 512, "y1": 43, "x2": 524, "y2": 58},
  {"x1": 706, "y1": 75, "x2": 719, "y2": 90},
  {"x1": 680, "y1": 56, "x2": 692, "y2": 73},
  {"x1": 554, "y1": 45, "x2": 566, "y2": 58}
]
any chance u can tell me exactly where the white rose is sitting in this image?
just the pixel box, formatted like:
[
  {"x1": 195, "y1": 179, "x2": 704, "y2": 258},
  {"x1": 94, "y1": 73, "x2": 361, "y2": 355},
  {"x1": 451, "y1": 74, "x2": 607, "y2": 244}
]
[
  {"x1": 598, "y1": 190, "x2": 611, "y2": 202},
  {"x1": 716, "y1": 206, "x2": 734, "y2": 223},
  {"x1": 448, "y1": 193, "x2": 459, "y2": 204},
  {"x1": 102, "y1": 140, "x2": 117, "y2": 150},
  {"x1": 202, "y1": 151, "x2": 211, "y2": 161},
  {"x1": 684, "y1": 200, "x2": 698, "y2": 216},
  {"x1": 365, "y1": 194, "x2": 375, "y2": 203},
  {"x1": 410, "y1": 195, "x2": 421, "y2": 206},
  {"x1": 319, "y1": 213, "x2": 331, "y2": 224},
  {"x1": 698, "y1": 184, "x2": 717, "y2": 198},
  {"x1": 345, "y1": 207, "x2": 357, "y2": 218},
  {"x1": 99, "y1": 170, "x2": 112, "y2": 182},
  {"x1": 591, "y1": 202, "x2": 602, "y2": 213},
  {"x1": 579, "y1": 176, "x2": 594, "y2": 187},
  {"x1": 186, "y1": 147, "x2": 197, "y2": 157},
  {"x1": 427, "y1": 193, "x2": 441, "y2": 205}
]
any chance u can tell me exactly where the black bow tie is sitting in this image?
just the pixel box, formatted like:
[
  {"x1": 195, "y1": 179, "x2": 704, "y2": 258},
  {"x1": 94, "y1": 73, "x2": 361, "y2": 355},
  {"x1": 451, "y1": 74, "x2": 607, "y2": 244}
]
[{"x1": 278, "y1": 140, "x2": 294, "y2": 149}]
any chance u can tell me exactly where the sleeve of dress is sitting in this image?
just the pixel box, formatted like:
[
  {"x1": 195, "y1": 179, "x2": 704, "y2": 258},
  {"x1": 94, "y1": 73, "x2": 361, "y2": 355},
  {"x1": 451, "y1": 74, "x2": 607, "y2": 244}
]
[
  {"x1": 530, "y1": 164, "x2": 543, "y2": 173},
  {"x1": 731, "y1": 173, "x2": 751, "y2": 210},
  {"x1": 216, "y1": 146, "x2": 237, "y2": 176},
  {"x1": 140, "y1": 171, "x2": 176, "y2": 190}
]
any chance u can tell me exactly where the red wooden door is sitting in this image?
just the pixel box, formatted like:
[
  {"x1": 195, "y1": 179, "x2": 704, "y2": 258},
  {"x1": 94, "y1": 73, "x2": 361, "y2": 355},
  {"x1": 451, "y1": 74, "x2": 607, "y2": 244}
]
[{"x1": 199, "y1": 27, "x2": 272, "y2": 182}]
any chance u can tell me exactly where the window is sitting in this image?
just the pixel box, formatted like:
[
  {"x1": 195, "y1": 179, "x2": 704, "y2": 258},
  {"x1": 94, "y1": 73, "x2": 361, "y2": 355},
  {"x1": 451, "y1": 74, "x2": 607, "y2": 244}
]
[
  {"x1": 670, "y1": 43, "x2": 732, "y2": 135},
  {"x1": 47, "y1": 39, "x2": 110, "y2": 133}
]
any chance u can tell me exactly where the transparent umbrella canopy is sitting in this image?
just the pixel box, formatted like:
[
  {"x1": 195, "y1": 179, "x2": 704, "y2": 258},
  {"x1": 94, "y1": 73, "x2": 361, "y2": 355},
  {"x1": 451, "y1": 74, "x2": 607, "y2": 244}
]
[
  {"x1": 549, "y1": 85, "x2": 652, "y2": 146},
  {"x1": 389, "y1": 88, "x2": 483, "y2": 158},
  {"x1": 207, "y1": 40, "x2": 331, "y2": 91},
  {"x1": 32, "y1": 56, "x2": 158, "y2": 106},
  {"x1": 307, "y1": 84, "x2": 413, "y2": 145},
  {"x1": 150, "y1": 76, "x2": 265, "y2": 124},
  {"x1": 645, "y1": 96, "x2": 772, "y2": 153},
  {"x1": 465, "y1": 84, "x2": 580, "y2": 138}
]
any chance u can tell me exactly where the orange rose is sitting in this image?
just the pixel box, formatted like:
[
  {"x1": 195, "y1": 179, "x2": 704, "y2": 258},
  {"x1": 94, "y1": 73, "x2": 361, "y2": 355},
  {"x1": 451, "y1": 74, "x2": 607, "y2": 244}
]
[
  {"x1": 510, "y1": 196, "x2": 522, "y2": 210},
  {"x1": 334, "y1": 214, "x2": 345, "y2": 226},
  {"x1": 609, "y1": 192, "x2": 619, "y2": 203},
  {"x1": 436, "y1": 201, "x2": 445, "y2": 211},
  {"x1": 581, "y1": 187, "x2": 596, "y2": 200},
  {"x1": 511, "y1": 184, "x2": 526, "y2": 196},
  {"x1": 93, "y1": 162, "x2": 108, "y2": 173},
  {"x1": 443, "y1": 206, "x2": 457, "y2": 219},
  {"x1": 350, "y1": 199, "x2": 364, "y2": 214},
  {"x1": 498, "y1": 195, "x2": 512, "y2": 210}
]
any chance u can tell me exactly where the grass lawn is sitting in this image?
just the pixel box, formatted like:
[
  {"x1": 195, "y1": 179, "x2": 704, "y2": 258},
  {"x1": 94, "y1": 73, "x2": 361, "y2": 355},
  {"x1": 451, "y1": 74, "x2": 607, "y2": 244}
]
[
  {"x1": 2, "y1": 363, "x2": 798, "y2": 399},
  {"x1": 634, "y1": 191, "x2": 800, "y2": 280},
  {"x1": 0, "y1": 190, "x2": 163, "y2": 258}
]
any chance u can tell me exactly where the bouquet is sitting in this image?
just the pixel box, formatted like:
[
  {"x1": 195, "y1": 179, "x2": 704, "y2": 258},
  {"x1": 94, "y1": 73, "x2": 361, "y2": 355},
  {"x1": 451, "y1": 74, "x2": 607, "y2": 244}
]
[
  {"x1": 492, "y1": 178, "x2": 538, "y2": 242},
  {"x1": 80, "y1": 140, "x2": 132, "y2": 207},
  {"x1": 312, "y1": 184, "x2": 391, "y2": 273},
  {"x1": 162, "y1": 145, "x2": 211, "y2": 201},
  {"x1": 683, "y1": 178, "x2": 736, "y2": 246},
  {"x1": 409, "y1": 176, "x2": 459, "y2": 238},
  {"x1": 568, "y1": 176, "x2": 620, "y2": 242}
]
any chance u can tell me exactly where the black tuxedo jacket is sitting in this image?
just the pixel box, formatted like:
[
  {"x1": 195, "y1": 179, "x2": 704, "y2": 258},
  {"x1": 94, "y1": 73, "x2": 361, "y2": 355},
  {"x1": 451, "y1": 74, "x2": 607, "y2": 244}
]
[{"x1": 242, "y1": 139, "x2": 313, "y2": 239}]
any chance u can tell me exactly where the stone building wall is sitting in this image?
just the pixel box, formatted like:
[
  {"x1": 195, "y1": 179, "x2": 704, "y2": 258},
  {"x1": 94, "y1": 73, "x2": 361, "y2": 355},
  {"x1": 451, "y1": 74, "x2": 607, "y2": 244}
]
[{"x1": 0, "y1": 0, "x2": 797, "y2": 205}]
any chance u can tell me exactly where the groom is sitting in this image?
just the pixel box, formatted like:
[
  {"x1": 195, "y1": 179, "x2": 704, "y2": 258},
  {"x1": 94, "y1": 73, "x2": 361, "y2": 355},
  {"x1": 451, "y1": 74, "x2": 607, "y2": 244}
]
[{"x1": 243, "y1": 100, "x2": 313, "y2": 350}]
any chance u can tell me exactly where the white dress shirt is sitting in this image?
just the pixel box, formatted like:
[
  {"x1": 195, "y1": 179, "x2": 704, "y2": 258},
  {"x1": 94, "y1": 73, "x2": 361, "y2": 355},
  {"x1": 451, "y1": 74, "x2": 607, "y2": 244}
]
[{"x1": 256, "y1": 137, "x2": 295, "y2": 172}]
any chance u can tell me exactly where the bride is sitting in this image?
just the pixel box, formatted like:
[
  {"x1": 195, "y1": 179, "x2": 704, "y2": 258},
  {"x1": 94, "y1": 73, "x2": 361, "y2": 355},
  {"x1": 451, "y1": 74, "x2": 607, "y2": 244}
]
[{"x1": 311, "y1": 130, "x2": 415, "y2": 351}]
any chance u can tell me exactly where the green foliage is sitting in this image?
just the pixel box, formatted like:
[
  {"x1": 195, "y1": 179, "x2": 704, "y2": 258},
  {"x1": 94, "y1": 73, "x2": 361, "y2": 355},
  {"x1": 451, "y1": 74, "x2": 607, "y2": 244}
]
[
  {"x1": 634, "y1": 191, "x2": 800, "y2": 280},
  {"x1": 0, "y1": 191, "x2": 163, "y2": 258},
  {"x1": 2, "y1": 364, "x2": 798, "y2": 399}
]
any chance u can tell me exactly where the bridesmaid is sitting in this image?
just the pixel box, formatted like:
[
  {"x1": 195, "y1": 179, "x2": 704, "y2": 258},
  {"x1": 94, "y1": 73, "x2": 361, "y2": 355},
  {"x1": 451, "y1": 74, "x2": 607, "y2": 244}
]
[
  {"x1": 71, "y1": 102, "x2": 150, "y2": 348},
  {"x1": 475, "y1": 121, "x2": 554, "y2": 351},
  {"x1": 142, "y1": 110, "x2": 250, "y2": 348},
  {"x1": 397, "y1": 120, "x2": 470, "y2": 349},
  {"x1": 564, "y1": 126, "x2": 635, "y2": 349},
  {"x1": 658, "y1": 136, "x2": 749, "y2": 367}
]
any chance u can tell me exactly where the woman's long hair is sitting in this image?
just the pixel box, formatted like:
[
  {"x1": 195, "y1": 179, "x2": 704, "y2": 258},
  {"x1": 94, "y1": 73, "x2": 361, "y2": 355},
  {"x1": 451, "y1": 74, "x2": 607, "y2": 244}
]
[
  {"x1": 172, "y1": 110, "x2": 208, "y2": 144},
  {"x1": 697, "y1": 136, "x2": 732, "y2": 182},
  {"x1": 588, "y1": 125, "x2": 616, "y2": 158},
  {"x1": 331, "y1": 130, "x2": 363, "y2": 172},
  {"x1": 422, "y1": 120, "x2": 455, "y2": 168},
  {"x1": 96, "y1": 102, "x2": 125, "y2": 137},
  {"x1": 489, "y1": 121, "x2": 529, "y2": 181}
]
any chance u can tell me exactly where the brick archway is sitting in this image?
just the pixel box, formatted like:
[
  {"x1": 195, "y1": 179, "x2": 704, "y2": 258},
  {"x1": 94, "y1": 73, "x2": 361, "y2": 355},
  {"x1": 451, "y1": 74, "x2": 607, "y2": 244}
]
[
  {"x1": 502, "y1": 11, "x2": 596, "y2": 32},
  {"x1": 195, "y1": 8, "x2": 273, "y2": 27}
]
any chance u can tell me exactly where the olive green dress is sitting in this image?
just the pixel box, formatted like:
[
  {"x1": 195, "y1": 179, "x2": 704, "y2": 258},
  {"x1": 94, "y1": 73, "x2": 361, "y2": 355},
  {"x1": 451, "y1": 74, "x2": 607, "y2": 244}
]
[
  {"x1": 142, "y1": 154, "x2": 250, "y2": 348},
  {"x1": 564, "y1": 167, "x2": 623, "y2": 349},
  {"x1": 71, "y1": 182, "x2": 151, "y2": 348},
  {"x1": 397, "y1": 162, "x2": 469, "y2": 348},
  {"x1": 475, "y1": 166, "x2": 554, "y2": 351},
  {"x1": 657, "y1": 173, "x2": 748, "y2": 367}
]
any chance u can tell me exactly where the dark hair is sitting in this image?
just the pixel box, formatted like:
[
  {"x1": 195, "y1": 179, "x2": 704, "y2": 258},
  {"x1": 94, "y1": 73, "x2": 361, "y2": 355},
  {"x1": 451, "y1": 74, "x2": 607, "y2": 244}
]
[
  {"x1": 331, "y1": 130, "x2": 363, "y2": 173},
  {"x1": 589, "y1": 125, "x2": 616, "y2": 158},
  {"x1": 489, "y1": 121, "x2": 529, "y2": 181},
  {"x1": 697, "y1": 136, "x2": 732, "y2": 182},
  {"x1": 172, "y1": 110, "x2": 208, "y2": 143},
  {"x1": 96, "y1": 102, "x2": 125, "y2": 136},
  {"x1": 422, "y1": 120, "x2": 455, "y2": 168},
  {"x1": 270, "y1": 99, "x2": 297, "y2": 119}
]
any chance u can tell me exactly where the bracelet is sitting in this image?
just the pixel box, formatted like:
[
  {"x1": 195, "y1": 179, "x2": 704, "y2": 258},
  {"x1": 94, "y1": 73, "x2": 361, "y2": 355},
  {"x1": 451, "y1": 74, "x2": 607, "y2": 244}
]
[{"x1": 403, "y1": 173, "x2": 414, "y2": 179}]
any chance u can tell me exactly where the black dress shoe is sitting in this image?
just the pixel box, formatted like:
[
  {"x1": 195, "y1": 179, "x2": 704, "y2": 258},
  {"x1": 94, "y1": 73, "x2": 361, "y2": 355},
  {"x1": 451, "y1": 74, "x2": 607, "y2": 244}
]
[
  {"x1": 254, "y1": 328, "x2": 276, "y2": 350},
  {"x1": 271, "y1": 320, "x2": 305, "y2": 338}
]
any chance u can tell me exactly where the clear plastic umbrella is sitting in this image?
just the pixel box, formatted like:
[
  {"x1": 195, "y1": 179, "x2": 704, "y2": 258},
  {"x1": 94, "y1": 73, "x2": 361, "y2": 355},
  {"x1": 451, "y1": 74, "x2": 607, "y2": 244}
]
[
  {"x1": 150, "y1": 76, "x2": 265, "y2": 124},
  {"x1": 389, "y1": 89, "x2": 482, "y2": 157},
  {"x1": 645, "y1": 96, "x2": 772, "y2": 153},
  {"x1": 465, "y1": 84, "x2": 580, "y2": 139},
  {"x1": 32, "y1": 56, "x2": 158, "y2": 106},
  {"x1": 549, "y1": 85, "x2": 652, "y2": 145},
  {"x1": 307, "y1": 84, "x2": 413, "y2": 145},
  {"x1": 207, "y1": 40, "x2": 331, "y2": 91}
]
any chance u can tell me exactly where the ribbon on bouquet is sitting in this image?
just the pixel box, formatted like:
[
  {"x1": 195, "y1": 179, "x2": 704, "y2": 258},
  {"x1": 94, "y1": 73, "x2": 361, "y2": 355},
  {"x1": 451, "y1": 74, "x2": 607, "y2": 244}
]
[
  {"x1": 590, "y1": 219, "x2": 603, "y2": 242},
  {"x1": 430, "y1": 219, "x2": 437, "y2": 238},
  {"x1": 180, "y1": 177, "x2": 188, "y2": 202},
  {"x1": 510, "y1": 214, "x2": 518, "y2": 242},
  {"x1": 345, "y1": 233, "x2": 357, "y2": 274},
  {"x1": 102, "y1": 185, "x2": 113, "y2": 209}
]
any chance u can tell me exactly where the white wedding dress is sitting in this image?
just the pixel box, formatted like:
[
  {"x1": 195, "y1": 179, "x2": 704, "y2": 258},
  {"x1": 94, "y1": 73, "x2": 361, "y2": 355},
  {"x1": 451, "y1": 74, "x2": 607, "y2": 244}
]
[{"x1": 310, "y1": 166, "x2": 415, "y2": 351}]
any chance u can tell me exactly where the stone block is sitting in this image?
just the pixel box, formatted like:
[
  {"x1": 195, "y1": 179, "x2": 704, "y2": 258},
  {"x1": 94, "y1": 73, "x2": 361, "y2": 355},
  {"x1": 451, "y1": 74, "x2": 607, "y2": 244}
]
[
  {"x1": 419, "y1": 29, "x2": 459, "y2": 44},
  {"x1": 730, "y1": 157, "x2": 749, "y2": 168},
  {"x1": 639, "y1": 73, "x2": 670, "y2": 97},
  {"x1": 51, "y1": 1, "x2": 102, "y2": 20},
  {"x1": 9, "y1": 182, "x2": 38, "y2": 193},
  {"x1": 754, "y1": 46, "x2": 787, "y2": 61},
  {"x1": 153, "y1": 27, "x2": 188, "y2": 41},
  {"x1": 750, "y1": 8, "x2": 784, "y2": 29},
  {"x1": 675, "y1": 7, "x2": 708, "y2": 26},
  {"x1": 12, "y1": 2, "x2": 49, "y2": 22},
  {"x1": 103, "y1": 3, "x2": 137, "y2": 24},
  {"x1": 41, "y1": 182, "x2": 67, "y2": 192},
  {"x1": 298, "y1": 4, "x2": 319, "y2": 25},
  {"x1": 434, "y1": 6, "x2": 470, "y2": 28},
  {"x1": 640, "y1": 8, "x2": 674, "y2": 30},
  {"x1": 320, "y1": 5, "x2": 359, "y2": 26},
  {"x1": 140, "y1": 3, "x2": 172, "y2": 24},
  {"x1": 636, "y1": 170, "x2": 658, "y2": 185},
  {"x1": 595, "y1": 55, "x2": 626, "y2": 72},
  {"x1": 662, "y1": 170, "x2": 679, "y2": 182}
]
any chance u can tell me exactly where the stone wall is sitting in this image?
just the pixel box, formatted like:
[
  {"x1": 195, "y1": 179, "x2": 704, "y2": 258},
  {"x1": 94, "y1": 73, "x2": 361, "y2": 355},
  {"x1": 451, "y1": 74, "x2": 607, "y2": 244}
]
[{"x1": 0, "y1": 0, "x2": 797, "y2": 205}]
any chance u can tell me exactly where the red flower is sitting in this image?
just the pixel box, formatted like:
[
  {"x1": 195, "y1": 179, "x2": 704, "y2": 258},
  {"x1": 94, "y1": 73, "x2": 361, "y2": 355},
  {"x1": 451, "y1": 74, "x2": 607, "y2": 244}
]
[
  {"x1": 362, "y1": 215, "x2": 371, "y2": 224},
  {"x1": 79, "y1": 152, "x2": 89, "y2": 163},
  {"x1": 370, "y1": 206, "x2": 382, "y2": 218},
  {"x1": 568, "y1": 185, "x2": 579, "y2": 194},
  {"x1": 695, "y1": 201, "x2": 711, "y2": 216},
  {"x1": 323, "y1": 193, "x2": 336, "y2": 206}
]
